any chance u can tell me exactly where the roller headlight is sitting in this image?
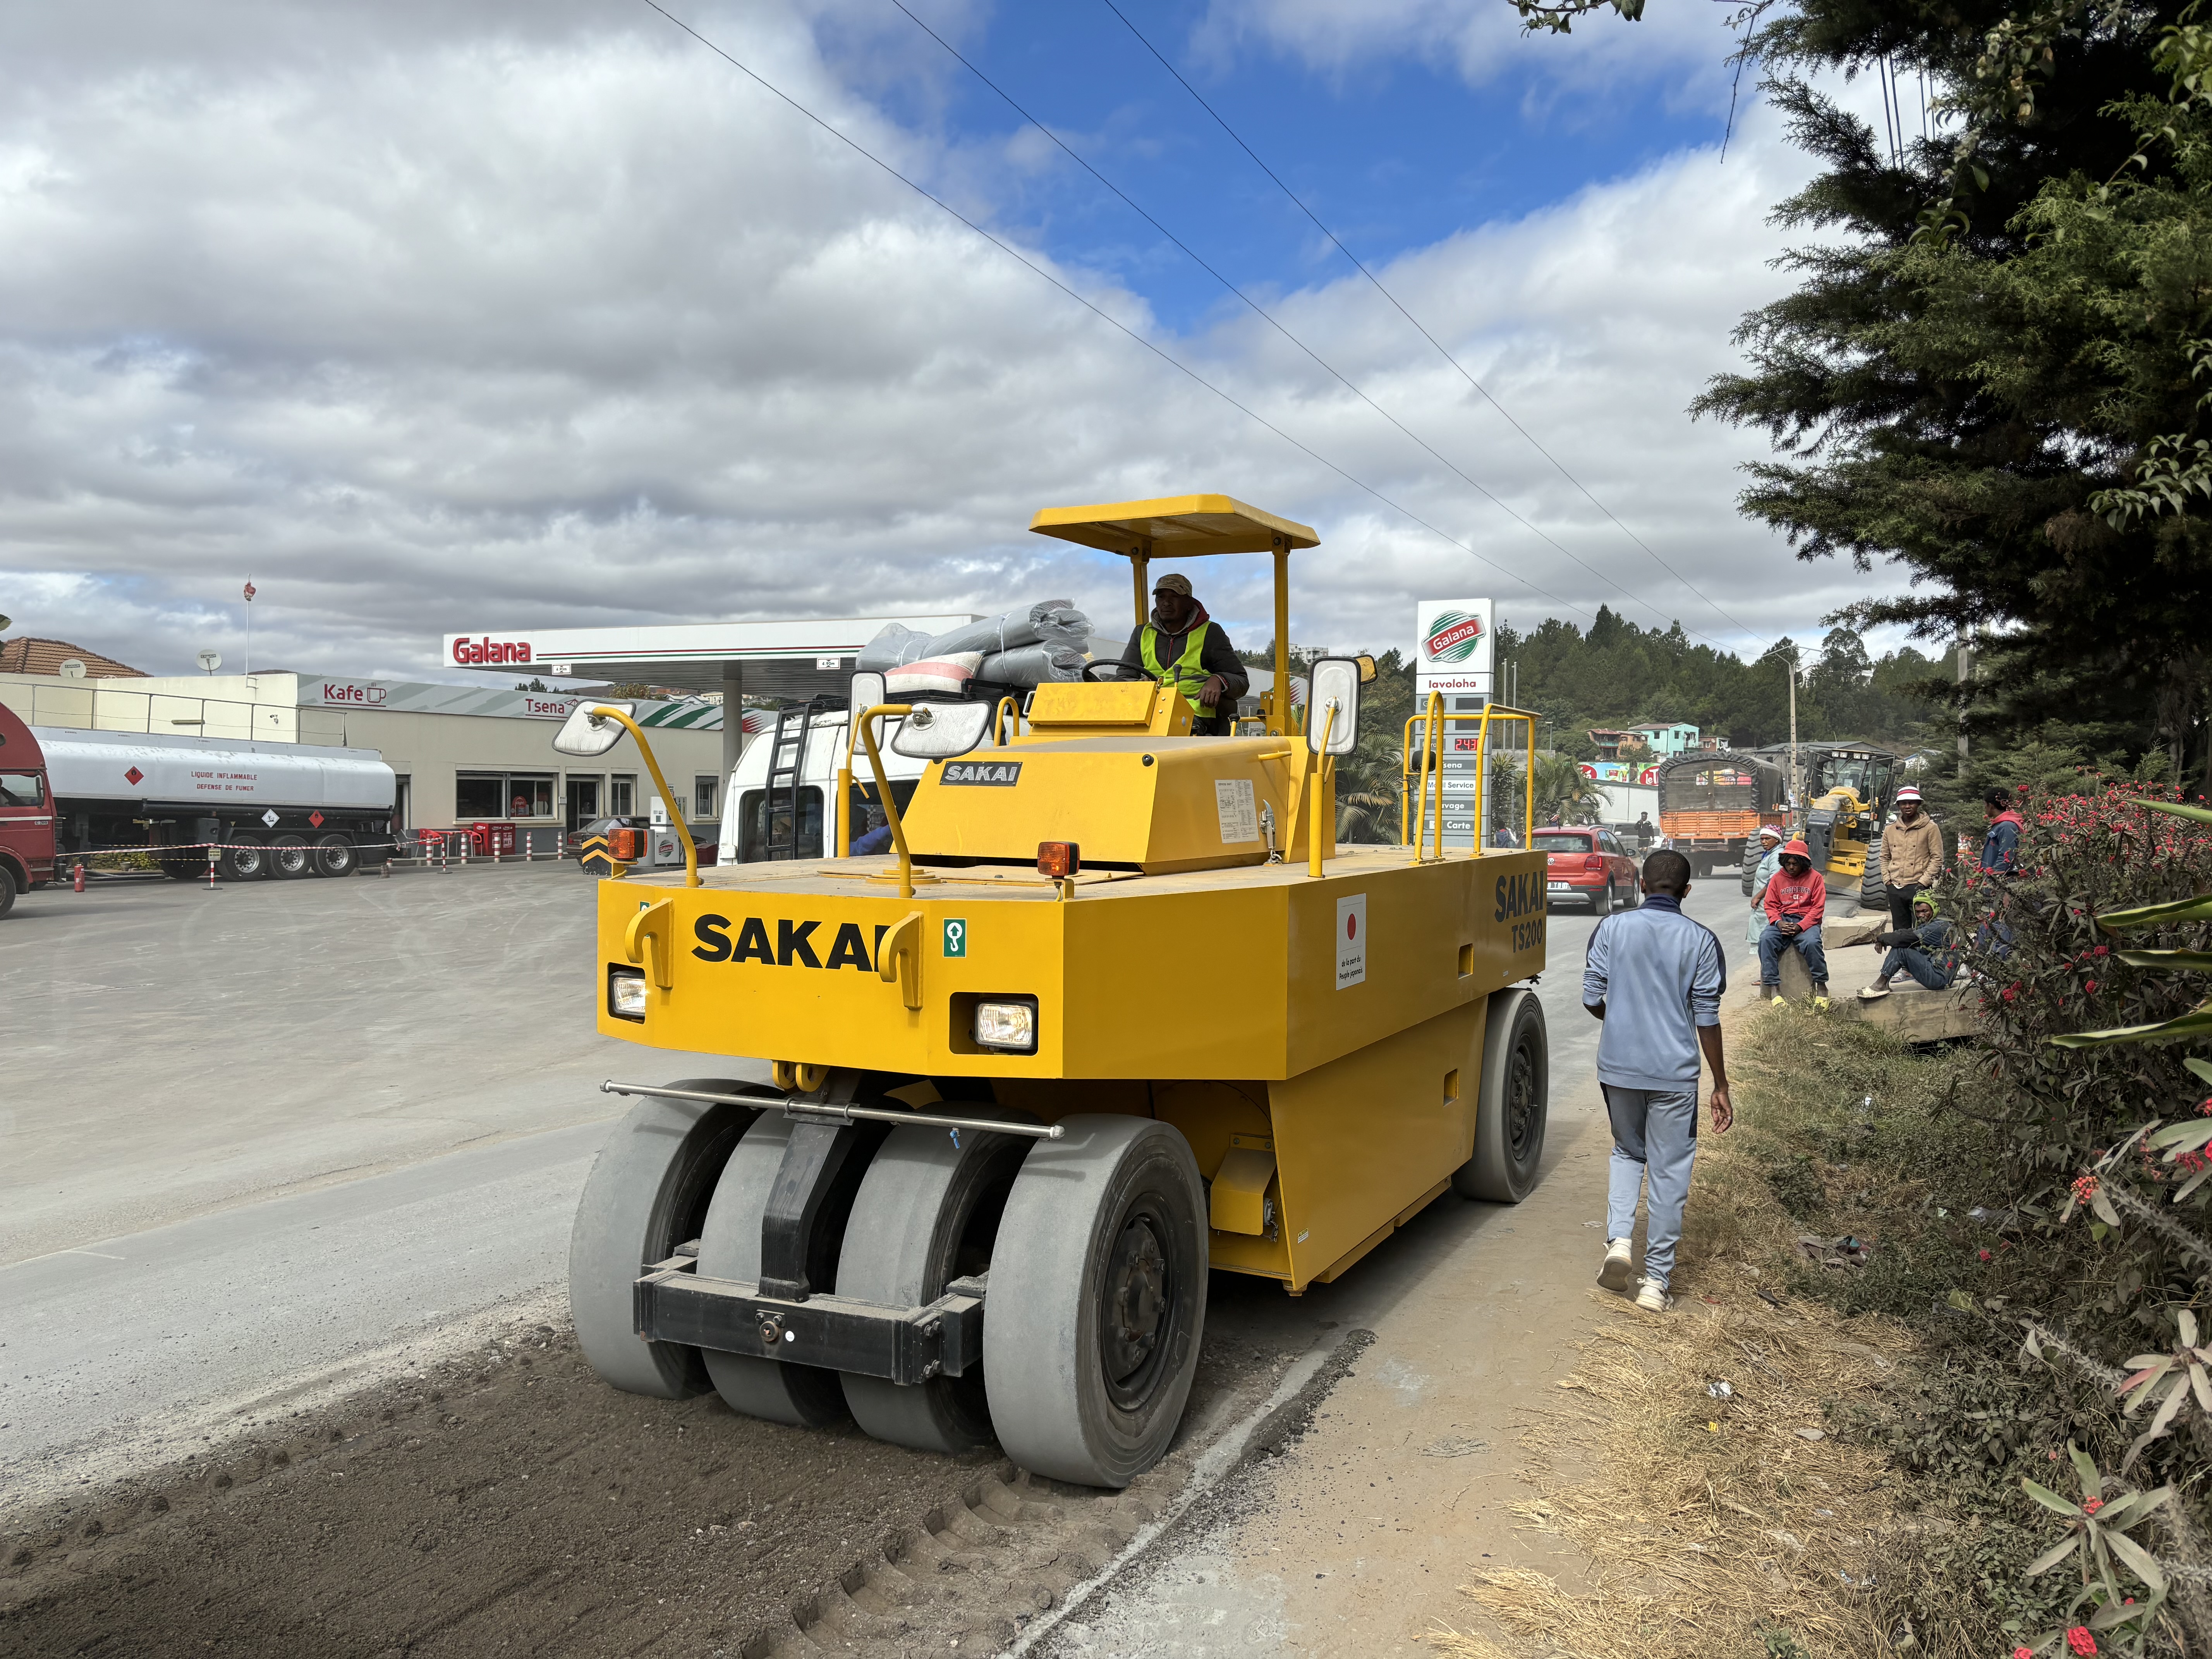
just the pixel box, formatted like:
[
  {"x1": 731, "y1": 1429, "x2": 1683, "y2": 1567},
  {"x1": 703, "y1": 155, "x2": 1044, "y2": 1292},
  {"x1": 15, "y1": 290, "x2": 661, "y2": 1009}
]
[
  {"x1": 973, "y1": 998, "x2": 1037, "y2": 1054},
  {"x1": 608, "y1": 966, "x2": 647, "y2": 1022}
]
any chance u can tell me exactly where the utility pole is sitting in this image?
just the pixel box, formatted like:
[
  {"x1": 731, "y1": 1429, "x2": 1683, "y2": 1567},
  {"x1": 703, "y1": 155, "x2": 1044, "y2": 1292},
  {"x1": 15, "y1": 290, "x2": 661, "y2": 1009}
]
[
  {"x1": 1955, "y1": 631, "x2": 1972, "y2": 776},
  {"x1": 1787, "y1": 651, "x2": 1800, "y2": 828}
]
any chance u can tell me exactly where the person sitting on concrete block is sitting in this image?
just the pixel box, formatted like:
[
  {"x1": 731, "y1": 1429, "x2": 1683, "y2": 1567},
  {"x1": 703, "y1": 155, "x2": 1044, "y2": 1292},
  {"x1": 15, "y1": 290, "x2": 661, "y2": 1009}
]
[
  {"x1": 1854, "y1": 892, "x2": 1957, "y2": 998},
  {"x1": 1758, "y1": 840, "x2": 1830, "y2": 1008}
]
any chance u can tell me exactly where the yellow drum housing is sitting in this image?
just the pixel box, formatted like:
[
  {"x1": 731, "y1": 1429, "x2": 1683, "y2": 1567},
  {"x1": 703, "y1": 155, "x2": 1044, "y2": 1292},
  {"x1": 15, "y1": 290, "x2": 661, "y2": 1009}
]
[{"x1": 565, "y1": 496, "x2": 1553, "y2": 1489}]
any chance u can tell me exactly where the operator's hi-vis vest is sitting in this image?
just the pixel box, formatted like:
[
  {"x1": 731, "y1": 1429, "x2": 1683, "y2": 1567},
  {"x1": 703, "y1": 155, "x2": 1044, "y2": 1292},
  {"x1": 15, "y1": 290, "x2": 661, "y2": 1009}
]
[{"x1": 1139, "y1": 622, "x2": 1216, "y2": 718}]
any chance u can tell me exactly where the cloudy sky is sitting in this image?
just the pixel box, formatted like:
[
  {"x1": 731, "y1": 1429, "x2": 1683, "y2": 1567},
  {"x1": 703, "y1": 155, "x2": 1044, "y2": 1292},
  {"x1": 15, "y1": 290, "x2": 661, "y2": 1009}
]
[{"x1": 0, "y1": 0, "x2": 1922, "y2": 683}]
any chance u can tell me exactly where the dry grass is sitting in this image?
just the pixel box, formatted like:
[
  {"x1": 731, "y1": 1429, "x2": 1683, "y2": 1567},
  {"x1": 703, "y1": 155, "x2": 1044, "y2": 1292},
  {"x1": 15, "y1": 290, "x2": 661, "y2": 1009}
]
[{"x1": 1429, "y1": 1004, "x2": 1980, "y2": 1659}]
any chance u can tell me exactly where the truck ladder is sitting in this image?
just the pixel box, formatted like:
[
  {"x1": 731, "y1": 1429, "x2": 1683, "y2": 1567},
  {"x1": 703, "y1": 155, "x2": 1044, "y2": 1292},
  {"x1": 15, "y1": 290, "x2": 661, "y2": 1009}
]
[{"x1": 762, "y1": 698, "x2": 822, "y2": 860}]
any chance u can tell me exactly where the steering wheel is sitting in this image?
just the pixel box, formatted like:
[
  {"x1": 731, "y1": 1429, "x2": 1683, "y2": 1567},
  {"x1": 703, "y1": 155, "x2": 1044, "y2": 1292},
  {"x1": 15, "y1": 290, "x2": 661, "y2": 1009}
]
[{"x1": 1082, "y1": 661, "x2": 1150, "y2": 683}]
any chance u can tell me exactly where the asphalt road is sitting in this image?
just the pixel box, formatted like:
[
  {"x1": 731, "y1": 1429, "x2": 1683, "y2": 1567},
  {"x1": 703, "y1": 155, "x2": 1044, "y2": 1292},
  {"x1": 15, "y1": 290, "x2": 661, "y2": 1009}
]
[{"x1": 0, "y1": 861, "x2": 1758, "y2": 1501}]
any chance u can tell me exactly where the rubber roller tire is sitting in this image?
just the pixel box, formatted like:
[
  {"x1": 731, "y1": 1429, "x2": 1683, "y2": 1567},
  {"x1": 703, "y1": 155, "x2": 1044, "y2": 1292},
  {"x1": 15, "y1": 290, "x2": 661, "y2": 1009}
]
[
  {"x1": 1860, "y1": 843, "x2": 1885, "y2": 913},
  {"x1": 269, "y1": 833, "x2": 313, "y2": 879},
  {"x1": 696, "y1": 1113, "x2": 855, "y2": 1428},
  {"x1": 219, "y1": 836, "x2": 269, "y2": 881},
  {"x1": 1453, "y1": 987, "x2": 1549, "y2": 1204},
  {"x1": 313, "y1": 833, "x2": 357, "y2": 878},
  {"x1": 568, "y1": 1080, "x2": 763, "y2": 1399},
  {"x1": 835, "y1": 1111, "x2": 1036, "y2": 1453},
  {"x1": 983, "y1": 1115, "x2": 1206, "y2": 1489}
]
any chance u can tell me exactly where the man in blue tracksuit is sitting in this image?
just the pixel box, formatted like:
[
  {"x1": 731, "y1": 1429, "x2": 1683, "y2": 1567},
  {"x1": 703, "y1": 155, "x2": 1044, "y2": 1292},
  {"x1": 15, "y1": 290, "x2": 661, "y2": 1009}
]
[{"x1": 1583, "y1": 847, "x2": 1733, "y2": 1312}]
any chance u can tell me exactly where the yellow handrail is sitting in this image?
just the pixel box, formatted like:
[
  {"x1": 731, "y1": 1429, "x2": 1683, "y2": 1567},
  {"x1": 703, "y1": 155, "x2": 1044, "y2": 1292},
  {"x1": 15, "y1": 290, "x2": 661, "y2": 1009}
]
[
  {"x1": 1307, "y1": 701, "x2": 1337, "y2": 878},
  {"x1": 1398, "y1": 698, "x2": 1538, "y2": 857},
  {"x1": 855, "y1": 702, "x2": 917, "y2": 899},
  {"x1": 993, "y1": 695, "x2": 1022, "y2": 746},
  {"x1": 585, "y1": 705, "x2": 700, "y2": 888}
]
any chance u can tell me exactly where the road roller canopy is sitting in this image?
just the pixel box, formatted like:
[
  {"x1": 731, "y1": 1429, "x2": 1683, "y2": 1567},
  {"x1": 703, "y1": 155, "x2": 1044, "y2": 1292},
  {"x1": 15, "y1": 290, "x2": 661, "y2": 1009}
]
[
  {"x1": 1027, "y1": 494, "x2": 1318, "y2": 558},
  {"x1": 1029, "y1": 493, "x2": 1316, "y2": 709}
]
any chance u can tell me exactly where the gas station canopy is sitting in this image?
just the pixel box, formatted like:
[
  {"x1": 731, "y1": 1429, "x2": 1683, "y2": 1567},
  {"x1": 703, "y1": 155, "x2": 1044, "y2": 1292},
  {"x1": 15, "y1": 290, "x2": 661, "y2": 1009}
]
[{"x1": 441, "y1": 616, "x2": 975, "y2": 700}]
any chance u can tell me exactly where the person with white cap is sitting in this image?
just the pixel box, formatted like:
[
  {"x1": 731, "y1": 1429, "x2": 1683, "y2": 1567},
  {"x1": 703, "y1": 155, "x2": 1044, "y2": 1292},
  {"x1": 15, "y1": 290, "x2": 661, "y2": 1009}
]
[
  {"x1": 1745, "y1": 824, "x2": 1785, "y2": 947},
  {"x1": 1877, "y1": 785, "x2": 1944, "y2": 930}
]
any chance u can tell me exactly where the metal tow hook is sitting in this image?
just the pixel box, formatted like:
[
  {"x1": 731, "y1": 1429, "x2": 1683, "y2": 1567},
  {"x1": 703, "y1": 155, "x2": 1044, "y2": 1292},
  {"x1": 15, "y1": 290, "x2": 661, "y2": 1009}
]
[{"x1": 759, "y1": 1313, "x2": 787, "y2": 1348}]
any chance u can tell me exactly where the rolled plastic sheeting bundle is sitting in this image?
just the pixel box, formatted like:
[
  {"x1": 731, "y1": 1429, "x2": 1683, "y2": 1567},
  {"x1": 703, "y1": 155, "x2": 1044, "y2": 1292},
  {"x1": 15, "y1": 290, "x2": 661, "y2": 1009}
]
[
  {"x1": 975, "y1": 645, "x2": 1086, "y2": 687},
  {"x1": 857, "y1": 623, "x2": 934, "y2": 673},
  {"x1": 858, "y1": 603, "x2": 1094, "y2": 679}
]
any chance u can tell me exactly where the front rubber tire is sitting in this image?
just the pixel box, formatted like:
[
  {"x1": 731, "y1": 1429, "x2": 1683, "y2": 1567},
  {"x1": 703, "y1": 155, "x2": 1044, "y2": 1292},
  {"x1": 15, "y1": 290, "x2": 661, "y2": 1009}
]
[
  {"x1": 219, "y1": 836, "x2": 269, "y2": 881},
  {"x1": 0, "y1": 863, "x2": 15, "y2": 917},
  {"x1": 696, "y1": 1113, "x2": 857, "y2": 1428},
  {"x1": 569, "y1": 1080, "x2": 763, "y2": 1399},
  {"x1": 836, "y1": 1113, "x2": 1034, "y2": 1453},
  {"x1": 1454, "y1": 988, "x2": 1549, "y2": 1204},
  {"x1": 984, "y1": 1115, "x2": 1206, "y2": 1489}
]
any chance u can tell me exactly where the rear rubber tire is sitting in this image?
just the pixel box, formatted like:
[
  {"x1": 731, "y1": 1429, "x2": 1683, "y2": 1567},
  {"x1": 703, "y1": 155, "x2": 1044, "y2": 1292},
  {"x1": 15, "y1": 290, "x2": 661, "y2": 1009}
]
[
  {"x1": 1455, "y1": 988, "x2": 1549, "y2": 1204},
  {"x1": 219, "y1": 836, "x2": 269, "y2": 881},
  {"x1": 270, "y1": 834, "x2": 313, "y2": 879},
  {"x1": 696, "y1": 1114, "x2": 856, "y2": 1428},
  {"x1": 983, "y1": 1115, "x2": 1206, "y2": 1489},
  {"x1": 313, "y1": 834, "x2": 357, "y2": 878},
  {"x1": 0, "y1": 863, "x2": 15, "y2": 917},
  {"x1": 836, "y1": 1112, "x2": 1035, "y2": 1453},
  {"x1": 1598, "y1": 879, "x2": 1613, "y2": 913},
  {"x1": 569, "y1": 1080, "x2": 764, "y2": 1399}
]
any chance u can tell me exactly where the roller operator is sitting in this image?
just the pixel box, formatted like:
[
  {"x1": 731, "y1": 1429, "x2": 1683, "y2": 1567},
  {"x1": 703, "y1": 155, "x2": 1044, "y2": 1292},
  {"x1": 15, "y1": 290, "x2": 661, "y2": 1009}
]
[{"x1": 1119, "y1": 571, "x2": 1249, "y2": 735}]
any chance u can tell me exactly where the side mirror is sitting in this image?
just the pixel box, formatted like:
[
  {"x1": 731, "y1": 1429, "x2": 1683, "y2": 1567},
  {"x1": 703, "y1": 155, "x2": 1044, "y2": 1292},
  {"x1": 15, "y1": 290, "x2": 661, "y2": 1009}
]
[
  {"x1": 890, "y1": 699, "x2": 993, "y2": 760},
  {"x1": 553, "y1": 701, "x2": 634, "y2": 757},
  {"x1": 848, "y1": 670, "x2": 886, "y2": 714},
  {"x1": 1306, "y1": 658, "x2": 1360, "y2": 756}
]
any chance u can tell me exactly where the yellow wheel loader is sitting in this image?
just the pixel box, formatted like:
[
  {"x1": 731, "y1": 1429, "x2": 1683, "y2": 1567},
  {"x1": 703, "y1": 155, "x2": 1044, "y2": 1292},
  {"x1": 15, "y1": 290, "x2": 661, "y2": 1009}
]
[{"x1": 558, "y1": 495, "x2": 1551, "y2": 1488}]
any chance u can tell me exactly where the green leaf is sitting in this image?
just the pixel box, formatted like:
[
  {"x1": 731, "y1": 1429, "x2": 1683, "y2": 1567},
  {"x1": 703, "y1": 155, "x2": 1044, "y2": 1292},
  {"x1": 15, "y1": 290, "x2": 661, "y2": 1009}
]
[
  {"x1": 2148, "y1": 1121, "x2": 2212, "y2": 1151},
  {"x1": 2027, "y1": 1534, "x2": 2083, "y2": 1575},
  {"x1": 1948, "y1": 1288, "x2": 1978, "y2": 1312},
  {"x1": 2117, "y1": 950, "x2": 2212, "y2": 970},
  {"x1": 2051, "y1": 1006, "x2": 2212, "y2": 1048},
  {"x1": 2107, "y1": 1528, "x2": 2168, "y2": 1593},
  {"x1": 2025, "y1": 1476, "x2": 2085, "y2": 1516},
  {"x1": 2140, "y1": 799, "x2": 2212, "y2": 828},
  {"x1": 2100, "y1": 893, "x2": 2212, "y2": 930}
]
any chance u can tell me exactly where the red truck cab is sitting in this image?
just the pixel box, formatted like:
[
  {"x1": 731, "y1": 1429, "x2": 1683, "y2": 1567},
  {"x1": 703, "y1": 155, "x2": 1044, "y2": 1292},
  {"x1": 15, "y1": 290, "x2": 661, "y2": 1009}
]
[{"x1": 0, "y1": 702, "x2": 56, "y2": 915}]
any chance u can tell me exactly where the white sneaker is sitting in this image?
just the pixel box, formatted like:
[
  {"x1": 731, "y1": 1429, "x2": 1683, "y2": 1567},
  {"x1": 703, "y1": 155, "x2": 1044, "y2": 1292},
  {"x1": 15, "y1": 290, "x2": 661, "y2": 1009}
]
[
  {"x1": 1634, "y1": 1276, "x2": 1671, "y2": 1313},
  {"x1": 1858, "y1": 981, "x2": 1892, "y2": 1000},
  {"x1": 1597, "y1": 1238, "x2": 1634, "y2": 1293}
]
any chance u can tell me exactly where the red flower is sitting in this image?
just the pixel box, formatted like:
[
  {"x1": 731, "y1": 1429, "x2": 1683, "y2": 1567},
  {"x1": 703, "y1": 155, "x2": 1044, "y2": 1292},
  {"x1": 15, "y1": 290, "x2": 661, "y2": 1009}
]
[
  {"x1": 2013, "y1": 1647, "x2": 2034, "y2": 1659},
  {"x1": 2084, "y1": 982, "x2": 2098, "y2": 996},
  {"x1": 2082, "y1": 1496, "x2": 2104, "y2": 1514},
  {"x1": 2093, "y1": 946, "x2": 2110, "y2": 957},
  {"x1": 1978, "y1": 1249, "x2": 1993, "y2": 1261},
  {"x1": 2002, "y1": 985, "x2": 2020, "y2": 1003},
  {"x1": 2073, "y1": 1174, "x2": 2101, "y2": 1204},
  {"x1": 2068, "y1": 1625, "x2": 2099, "y2": 1655}
]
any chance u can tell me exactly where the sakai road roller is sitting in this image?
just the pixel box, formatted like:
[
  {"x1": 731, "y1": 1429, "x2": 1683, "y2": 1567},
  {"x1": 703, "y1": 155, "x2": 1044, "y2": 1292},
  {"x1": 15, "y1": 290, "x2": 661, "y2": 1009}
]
[{"x1": 560, "y1": 495, "x2": 1551, "y2": 1488}]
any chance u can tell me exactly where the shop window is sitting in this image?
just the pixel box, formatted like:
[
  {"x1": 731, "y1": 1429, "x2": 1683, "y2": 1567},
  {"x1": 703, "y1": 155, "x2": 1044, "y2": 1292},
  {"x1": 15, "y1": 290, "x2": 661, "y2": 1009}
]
[
  {"x1": 610, "y1": 774, "x2": 635, "y2": 816},
  {"x1": 456, "y1": 771, "x2": 556, "y2": 820},
  {"x1": 694, "y1": 775, "x2": 718, "y2": 821}
]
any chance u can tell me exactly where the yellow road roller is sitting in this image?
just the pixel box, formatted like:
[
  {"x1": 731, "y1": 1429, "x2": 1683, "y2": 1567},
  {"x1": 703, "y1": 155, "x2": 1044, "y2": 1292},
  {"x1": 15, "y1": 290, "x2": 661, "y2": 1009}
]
[{"x1": 560, "y1": 495, "x2": 1551, "y2": 1488}]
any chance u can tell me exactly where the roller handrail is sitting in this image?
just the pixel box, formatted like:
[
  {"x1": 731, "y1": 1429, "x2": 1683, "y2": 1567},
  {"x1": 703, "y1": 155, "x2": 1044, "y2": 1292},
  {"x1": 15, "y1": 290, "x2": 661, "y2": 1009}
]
[{"x1": 584, "y1": 704, "x2": 700, "y2": 887}]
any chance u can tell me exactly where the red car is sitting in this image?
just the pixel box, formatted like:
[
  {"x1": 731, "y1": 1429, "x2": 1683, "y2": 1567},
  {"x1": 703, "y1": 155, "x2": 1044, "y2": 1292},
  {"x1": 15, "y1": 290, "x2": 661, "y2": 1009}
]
[{"x1": 1534, "y1": 826, "x2": 1641, "y2": 913}]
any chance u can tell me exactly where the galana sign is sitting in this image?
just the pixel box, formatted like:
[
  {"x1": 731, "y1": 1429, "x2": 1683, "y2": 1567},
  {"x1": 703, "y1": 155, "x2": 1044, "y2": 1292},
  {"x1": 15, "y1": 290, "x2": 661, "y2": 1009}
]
[
  {"x1": 1422, "y1": 610, "x2": 1485, "y2": 664},
  {"x1": 450, "y1": 636, "x2": 533, "y2": 665}
]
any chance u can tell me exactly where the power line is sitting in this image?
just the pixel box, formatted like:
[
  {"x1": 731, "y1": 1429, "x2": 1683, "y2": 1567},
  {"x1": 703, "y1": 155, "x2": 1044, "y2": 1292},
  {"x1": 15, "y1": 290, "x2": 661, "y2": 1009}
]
[
  {"x1": 635, "y1": 0, "x2": 1597, "y2": 624},
  {"x1": 884, "y1": 0, "x2": 1740, "y2": 651},
  {"x1": 1096, "y1": 0, "x2": 1776, "y2": 653}
]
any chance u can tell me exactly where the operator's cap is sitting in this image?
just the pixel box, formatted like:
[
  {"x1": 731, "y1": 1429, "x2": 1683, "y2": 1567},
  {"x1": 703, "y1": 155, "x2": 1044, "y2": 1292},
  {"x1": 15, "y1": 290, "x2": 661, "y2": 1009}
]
[
  {"x1": 1758, "y1": 824, "x2": 1784, "y2": 842},
  {"x1": 1152, "y1": 572, "x2": 1193, "y2": 597},
  {"x1": 1895, "y1": 785, "x2": 1922, "y2": 802},
  {"x1": 1782, "y1": 838, "x2": 1812, "y2": 859}
]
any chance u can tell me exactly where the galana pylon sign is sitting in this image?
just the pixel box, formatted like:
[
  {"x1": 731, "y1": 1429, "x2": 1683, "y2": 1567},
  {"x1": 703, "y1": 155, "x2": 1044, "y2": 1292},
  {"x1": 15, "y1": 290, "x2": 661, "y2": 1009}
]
[{"x1": 1414, "y1": 599, "x2": 1494, "y2": 850}]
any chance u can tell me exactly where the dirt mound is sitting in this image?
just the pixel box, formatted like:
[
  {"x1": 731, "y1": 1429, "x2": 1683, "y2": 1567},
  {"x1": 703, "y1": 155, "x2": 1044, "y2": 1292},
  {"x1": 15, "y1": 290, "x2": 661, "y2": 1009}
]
[{"x1": 2, "y1": 1321, "x2": 1304, "y2": 1657}]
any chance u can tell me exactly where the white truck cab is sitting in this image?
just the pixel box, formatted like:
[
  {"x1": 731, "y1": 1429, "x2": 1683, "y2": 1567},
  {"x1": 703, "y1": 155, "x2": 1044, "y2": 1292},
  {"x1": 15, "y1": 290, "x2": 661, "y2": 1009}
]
[{"x1": 718, "y1": 706, "x2": 1002, "y2": 866}]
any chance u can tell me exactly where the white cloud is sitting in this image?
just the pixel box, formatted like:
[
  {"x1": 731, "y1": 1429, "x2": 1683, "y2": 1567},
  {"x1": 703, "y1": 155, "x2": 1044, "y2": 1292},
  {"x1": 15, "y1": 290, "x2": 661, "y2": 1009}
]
[{"x1": 0, "y1": 0, "x2": 1901, "y2": 685}]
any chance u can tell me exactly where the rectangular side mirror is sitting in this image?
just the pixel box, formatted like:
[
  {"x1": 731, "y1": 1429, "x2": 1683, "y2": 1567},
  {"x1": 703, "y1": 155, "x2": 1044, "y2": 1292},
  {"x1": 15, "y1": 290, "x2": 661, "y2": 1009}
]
[
  {"x1": 553, "y1": 701, "x2": 635, "y2": 757},
  {"x1": 849, "y1": 670, "x2": 887, "y2": 714},
  {"x1": 1306, "y1": 658, "x2": 1360, "y2": 756},
  {"x1": 889, "y1": 699, "x2": 993, "y2": 760}
]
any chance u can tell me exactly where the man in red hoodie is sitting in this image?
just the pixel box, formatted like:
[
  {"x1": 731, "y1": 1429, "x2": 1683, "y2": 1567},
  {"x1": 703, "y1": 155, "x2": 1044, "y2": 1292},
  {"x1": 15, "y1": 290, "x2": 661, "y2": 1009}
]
[{"x1": 1757, "y1": 839, "x2": 1830, "y2": 1007}]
